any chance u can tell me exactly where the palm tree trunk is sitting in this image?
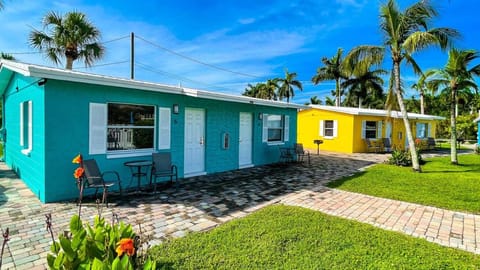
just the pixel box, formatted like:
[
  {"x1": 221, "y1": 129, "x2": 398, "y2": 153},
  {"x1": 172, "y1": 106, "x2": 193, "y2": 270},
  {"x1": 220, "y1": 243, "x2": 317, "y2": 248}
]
[
  {"x1": 394, "y1": 61, "x2": 421, "y2": 172},
  {"x1": 420, "y1": 91, "x2": 424, "y2": 114},
  {"x1": 66, "y1": 57, "x2": 74, "y2": 70},
  {"x1": 335, "y1": 79, "x2": 340, "y2": 107},
  {"x1": 450, "y1": 87, "x2": 458, "y2": 164}
]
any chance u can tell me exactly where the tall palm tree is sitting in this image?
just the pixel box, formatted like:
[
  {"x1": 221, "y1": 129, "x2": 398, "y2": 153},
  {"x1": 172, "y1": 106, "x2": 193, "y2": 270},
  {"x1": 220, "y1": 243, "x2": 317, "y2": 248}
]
[
  {"x1": 29, "y1": 11, "x2": 105, "y2": 70},
  {"x1": 278, "y1": 70, "x2": 303, "y2": 102},
  {"x1": 423, "y1": 49, "x2": 480, "y2": 164},
  {"x1": 312, "y1": 48, "x2": 348, "y2": 107},
  {"x1": 351, "y1": 0, "x2": 458, "y2": 172}
]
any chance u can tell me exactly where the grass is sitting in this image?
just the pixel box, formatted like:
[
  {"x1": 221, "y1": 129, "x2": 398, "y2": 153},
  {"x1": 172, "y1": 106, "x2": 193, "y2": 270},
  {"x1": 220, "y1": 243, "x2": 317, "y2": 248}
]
[
  {"x1": 328, "y1": 153, "x2": 480, "y2": 213},
  {"x1": 149, "y1": 205, "x2": 480, "y2": 269}
]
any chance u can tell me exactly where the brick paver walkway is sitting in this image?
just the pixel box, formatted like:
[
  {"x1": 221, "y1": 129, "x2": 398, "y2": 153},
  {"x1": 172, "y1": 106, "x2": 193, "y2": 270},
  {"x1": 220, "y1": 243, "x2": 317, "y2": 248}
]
[{"x1": 0, "y1": 149, "x2": 477, "y2": 269}]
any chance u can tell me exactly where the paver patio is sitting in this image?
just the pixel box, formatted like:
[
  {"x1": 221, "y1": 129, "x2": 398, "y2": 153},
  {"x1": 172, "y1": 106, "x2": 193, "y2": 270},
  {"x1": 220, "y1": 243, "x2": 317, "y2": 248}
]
[{"x1": 0, "y1": 150, "x2": 478, "y2": 269}]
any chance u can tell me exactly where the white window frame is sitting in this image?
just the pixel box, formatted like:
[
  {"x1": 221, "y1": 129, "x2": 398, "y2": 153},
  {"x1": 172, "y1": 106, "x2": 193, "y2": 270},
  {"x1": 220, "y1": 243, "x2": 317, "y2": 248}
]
[
  {"x1": 362, "y1": 120, "x2": 379, "y2": 139},
  {"x1": 319, "y1": 120, "x2": 338, "y2": 139},
  {"x1": 20, "y1": 101, "x2": 33, "y2": 155},
  {"x1": 89, "y1": 102, "x2": 162, "y2": 158},
  {"x1": 262, "y1": 114, "x2": 289, "y2": 145}
]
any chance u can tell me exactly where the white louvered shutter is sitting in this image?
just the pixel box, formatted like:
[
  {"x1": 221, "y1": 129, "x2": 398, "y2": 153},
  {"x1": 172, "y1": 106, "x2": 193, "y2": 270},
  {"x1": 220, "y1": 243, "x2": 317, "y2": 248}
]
[
  {"x1": 262, "y1": 114, "x2": 268, "y2": 142},
  {"x1": 333, "y1": 120, "x2": 338, "y2": 138},
  {"x1": 377, "y1": 121, "x2": 383, "y2": 139},
  {"x1": 19, "y1": 102, "x2": 24, "y2": 147},
  {"x1": 158, "y1": 107, "x2": 171, "y2": 149},
  {"x1": 89, "y1": 103, "x2": 107, "y2": 155},
  {"x1": 284, "y1": 115, "x2": 289, "y2": 142},
  {"x1": 361, "y1": 120, "x2": 366, "y2": 139}
]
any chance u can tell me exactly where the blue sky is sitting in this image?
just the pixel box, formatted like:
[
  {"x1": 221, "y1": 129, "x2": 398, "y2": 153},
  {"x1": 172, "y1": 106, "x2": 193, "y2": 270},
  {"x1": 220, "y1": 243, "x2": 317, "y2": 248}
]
[{"x1": 0, "y1": 0, "x2": 478, "y2": 105}]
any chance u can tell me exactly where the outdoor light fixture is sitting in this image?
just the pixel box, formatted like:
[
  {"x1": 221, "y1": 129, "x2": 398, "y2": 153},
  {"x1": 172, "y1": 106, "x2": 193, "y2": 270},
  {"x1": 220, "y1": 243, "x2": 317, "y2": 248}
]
[
  {"x1": 37, "y1": 78, "x2": 47, "y2": 86},
  {"x1": 258, "y1": 113, "x2": 263, "y2": 120},
  {"x1": 173, "y1": 104, "x2": 179, "y2": 114}
]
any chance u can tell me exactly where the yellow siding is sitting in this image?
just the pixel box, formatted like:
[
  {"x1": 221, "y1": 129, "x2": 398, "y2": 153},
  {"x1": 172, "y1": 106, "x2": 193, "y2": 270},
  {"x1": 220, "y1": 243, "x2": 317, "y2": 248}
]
[
  {"x1": 297, "y1": 109, "x2": 355, "y2": 153},
  {"x1": 297, "y1": 108, "x2": 439, "y2": 153}
]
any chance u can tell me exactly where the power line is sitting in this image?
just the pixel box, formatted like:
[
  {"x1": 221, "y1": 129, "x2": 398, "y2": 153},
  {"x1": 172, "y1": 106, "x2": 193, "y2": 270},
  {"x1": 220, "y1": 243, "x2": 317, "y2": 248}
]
[
  {"x1": 135, "y1": 35, "x2": 263, "y2": 79},
  {"x1": 4, "y1": 35, "x2": 130, "y2": 55},
  {"x1": 135, "y1": 61, "x2": 233, "y2": 92},
  {"x1": 73, "y1": 60, "x2": 130, "y2": 70},
  {"x1": 100, "y1": 35, "x2": 130, "y2": 44}
]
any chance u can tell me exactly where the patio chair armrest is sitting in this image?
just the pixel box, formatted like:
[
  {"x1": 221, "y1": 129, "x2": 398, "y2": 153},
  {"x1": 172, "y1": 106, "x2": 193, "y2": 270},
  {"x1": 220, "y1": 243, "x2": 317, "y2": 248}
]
[{"x1": 101, "y1": 170, "x2": 120, "y2": 181}]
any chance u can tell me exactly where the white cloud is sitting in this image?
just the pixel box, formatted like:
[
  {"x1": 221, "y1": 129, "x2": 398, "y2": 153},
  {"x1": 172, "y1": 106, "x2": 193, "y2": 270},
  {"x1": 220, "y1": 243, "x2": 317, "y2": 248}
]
[{"x1": 238, "y1": 18, "x2": 255, "y2": 25}]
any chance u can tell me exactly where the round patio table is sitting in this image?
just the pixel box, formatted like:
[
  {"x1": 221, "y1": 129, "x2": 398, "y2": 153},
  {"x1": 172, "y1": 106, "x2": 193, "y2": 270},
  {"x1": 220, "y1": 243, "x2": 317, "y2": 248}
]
[{"x1": 124, "y1": 160, "x2": 153, "y2": 192}]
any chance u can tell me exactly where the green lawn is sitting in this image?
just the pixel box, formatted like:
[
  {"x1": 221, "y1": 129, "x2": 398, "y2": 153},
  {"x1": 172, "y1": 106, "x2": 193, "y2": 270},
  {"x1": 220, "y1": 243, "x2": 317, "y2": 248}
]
[
  {"x1": 328, "y1": 154, "x2": 480, "y2": 213},
  {"x1": 149, "y1": 205, "x2": 480, "y2": 269}
]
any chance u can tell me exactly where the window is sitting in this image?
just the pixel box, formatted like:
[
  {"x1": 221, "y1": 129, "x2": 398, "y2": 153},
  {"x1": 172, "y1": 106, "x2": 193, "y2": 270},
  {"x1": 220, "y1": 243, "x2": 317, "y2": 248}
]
[
  {"x1": 20, "y1": 101, "x2": 32, "y2": 155},
  {"x1": 262, "y1": 114, "x2": 289, "y2": 143},
  {"x1": 364, "y1": 121, "x2": 377, "y2": 139},
  {"x1": 107, "y1": 103, "x2": 155, "y2": 151},
  {"x1": 319, "y1": 120, "x2": 337, "y2": 138},
  {"x1": 416, "y1": 123, "x2": 429, "y2": 138},
  {"x1": 324, "y1": 120, "x2": 334, "y2": 137}
]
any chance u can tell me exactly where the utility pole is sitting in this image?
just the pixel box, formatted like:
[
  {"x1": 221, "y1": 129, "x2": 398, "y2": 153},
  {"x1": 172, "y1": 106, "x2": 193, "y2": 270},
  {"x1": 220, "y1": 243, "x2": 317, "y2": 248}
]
[{"x1": 130, "y1": 32, "x2": 134, "y2": 80}]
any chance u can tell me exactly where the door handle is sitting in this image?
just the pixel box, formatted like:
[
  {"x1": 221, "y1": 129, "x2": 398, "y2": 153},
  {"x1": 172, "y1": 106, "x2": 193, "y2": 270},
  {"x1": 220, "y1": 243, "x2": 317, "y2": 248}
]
[{"x1": 200, "y1": 137, "x2": 204, "y2": 145}]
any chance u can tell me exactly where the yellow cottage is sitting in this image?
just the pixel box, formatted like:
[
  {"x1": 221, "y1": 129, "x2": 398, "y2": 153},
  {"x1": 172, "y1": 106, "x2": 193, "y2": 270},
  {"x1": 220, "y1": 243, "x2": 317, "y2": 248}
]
[{"x1": 297, "y1": 105, "x2": 445, "y2": 153}]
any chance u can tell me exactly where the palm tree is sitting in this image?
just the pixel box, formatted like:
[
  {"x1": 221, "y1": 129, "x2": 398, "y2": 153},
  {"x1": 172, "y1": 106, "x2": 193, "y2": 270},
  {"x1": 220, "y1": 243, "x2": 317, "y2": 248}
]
[
  {"x1": 0, "y1": 53, "x2": 14, "y2": 60},
  {"x1": 264, "y1": 79, "x2": 279, "y2": 100},
  {"x1": 412, "y1": 75, "x2": 428, "y2": 114},
  {"x1": 29, "y1": 11, "x2": 105, "y2": 70},
  {"x1": 243, "y1": 81, "x2": 278, "y2": 100},
  {"x1": 342, "y1": 64, "x2": 386, "y2": 108},
  {"x1": 352, "y1": 0, "x2": 458, "y2": 172},
  {"x1": 310, "y1": 96, "x2": 322, "y2": 105},
  {"x1": 325, "y1": 96, "x2": 335, "y2": 106},
  {"x1": 423, "y1": 49, "x2": 480, "y2": 164},
  {"x1": 312, "y1": 48, "x2": 348, "y2": 107},
  {"x1": 278, "y1": 70, "x2": 303, "y2": 102}
]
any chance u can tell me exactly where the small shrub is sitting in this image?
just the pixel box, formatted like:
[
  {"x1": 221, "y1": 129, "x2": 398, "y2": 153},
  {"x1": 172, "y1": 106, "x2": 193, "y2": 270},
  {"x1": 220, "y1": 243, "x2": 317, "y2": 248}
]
[
  {"x1": 387, "y1": 148, "x2": 424, "y2": 167},
  {"x1": 47, "y1": 215, "x2": 156, "y2": 270}
]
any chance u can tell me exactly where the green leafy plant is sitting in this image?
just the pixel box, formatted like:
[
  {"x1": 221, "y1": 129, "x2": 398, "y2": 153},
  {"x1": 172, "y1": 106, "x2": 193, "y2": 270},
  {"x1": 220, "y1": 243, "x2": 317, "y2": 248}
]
[
  {"x1": 47, "y1": 214, "x2": 156, "y2": 270},
  {"x1": 387, "y1": 148, "x2": 424, "y2": 167}
]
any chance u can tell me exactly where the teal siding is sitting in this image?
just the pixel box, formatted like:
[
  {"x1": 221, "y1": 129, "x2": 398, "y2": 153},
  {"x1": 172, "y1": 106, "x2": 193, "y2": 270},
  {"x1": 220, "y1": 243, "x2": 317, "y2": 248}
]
[
  {"x1": 4, "y1": 76, "x2": 297, "y2": 202},
  {"x1": 3, "y1": 73, "x2": 46, "y2": 201}
]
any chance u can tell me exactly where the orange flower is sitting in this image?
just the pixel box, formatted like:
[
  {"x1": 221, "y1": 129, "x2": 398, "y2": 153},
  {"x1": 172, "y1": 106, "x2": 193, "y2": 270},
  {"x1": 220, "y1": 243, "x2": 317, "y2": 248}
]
[
  {"x1": 116, "y1": 238, "x2": 135, "y2": 257},
  {"x1": 73, "y1": 167, "x2": 84, "y2": 179},
  {"x1": 72, "y1": 154, "x2": 83, "y2": 164}
]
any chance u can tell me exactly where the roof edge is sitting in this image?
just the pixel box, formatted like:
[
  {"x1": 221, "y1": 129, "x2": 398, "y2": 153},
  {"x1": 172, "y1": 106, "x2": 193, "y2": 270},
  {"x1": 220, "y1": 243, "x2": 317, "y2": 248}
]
[{"x1": 0, "y1": 60, "x2": 306, "y2": 110}]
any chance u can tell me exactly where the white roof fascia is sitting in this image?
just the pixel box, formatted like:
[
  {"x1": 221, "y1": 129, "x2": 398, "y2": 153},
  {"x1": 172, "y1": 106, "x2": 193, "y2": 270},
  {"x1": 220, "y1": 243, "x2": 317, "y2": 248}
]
[
  {"x1": 308, "y1": 105, "x2": 445, "y2": 120},
  {"x1": 0, "y1": 60, "x2": 306, "y2": 110}
]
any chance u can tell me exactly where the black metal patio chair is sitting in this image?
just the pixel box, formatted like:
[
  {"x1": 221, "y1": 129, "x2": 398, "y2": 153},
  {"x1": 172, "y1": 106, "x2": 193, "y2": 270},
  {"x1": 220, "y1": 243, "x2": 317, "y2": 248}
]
[
  {"x1": 294, "y1": 143, "x2": 311, "y2": 165},
  {"x1": 150, "y1": 152, "x2": 178, "y2": 193},
  {"x1": 80, "y1": 159, "x2": 122, "y2": 206}
]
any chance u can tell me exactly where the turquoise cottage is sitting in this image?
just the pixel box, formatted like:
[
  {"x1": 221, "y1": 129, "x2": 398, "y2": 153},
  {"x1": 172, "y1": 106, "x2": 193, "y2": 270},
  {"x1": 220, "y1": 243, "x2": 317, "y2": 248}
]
[{"x1": 0, "y1": 60, "x2": 304, "y2": 202}]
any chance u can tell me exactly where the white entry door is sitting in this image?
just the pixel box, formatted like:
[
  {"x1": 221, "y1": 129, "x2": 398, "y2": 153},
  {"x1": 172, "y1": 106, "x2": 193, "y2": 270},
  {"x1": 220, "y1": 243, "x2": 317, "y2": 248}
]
[
  {"x1": 239, "y1": 112, "x2": 253, "y2": 168},
  {"x1": 184, "y1": 108, "x2": 205, "y2": 176}
]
